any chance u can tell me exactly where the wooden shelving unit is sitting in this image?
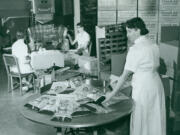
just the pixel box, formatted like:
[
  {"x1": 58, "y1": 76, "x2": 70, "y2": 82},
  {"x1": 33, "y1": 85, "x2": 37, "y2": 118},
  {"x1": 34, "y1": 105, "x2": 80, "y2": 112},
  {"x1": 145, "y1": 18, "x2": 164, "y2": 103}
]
[{"x1": 96, "y1": 24, "x2": 127, "y2": 78}]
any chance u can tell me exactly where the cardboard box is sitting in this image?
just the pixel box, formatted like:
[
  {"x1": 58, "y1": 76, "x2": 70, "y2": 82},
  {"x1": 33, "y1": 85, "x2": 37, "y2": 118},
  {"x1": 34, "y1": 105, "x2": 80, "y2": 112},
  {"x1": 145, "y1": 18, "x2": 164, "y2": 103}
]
[{"x1": 78, "y1": 56, "x2": 98, "y2": 71}]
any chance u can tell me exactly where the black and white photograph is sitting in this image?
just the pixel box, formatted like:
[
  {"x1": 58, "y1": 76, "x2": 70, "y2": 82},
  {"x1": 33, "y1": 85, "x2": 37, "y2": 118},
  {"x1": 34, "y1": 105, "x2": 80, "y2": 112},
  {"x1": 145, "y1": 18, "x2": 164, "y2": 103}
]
[{"x1": 0, "y1": 0, "x2": 180, "y2": 135}]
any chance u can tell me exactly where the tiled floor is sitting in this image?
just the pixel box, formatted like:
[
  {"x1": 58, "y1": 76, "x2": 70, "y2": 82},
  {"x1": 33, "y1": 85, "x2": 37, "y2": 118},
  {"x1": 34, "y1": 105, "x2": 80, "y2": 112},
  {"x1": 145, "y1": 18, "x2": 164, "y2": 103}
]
[{"x1": 0, "y1": 52, "x2": 180, "y2": 135}]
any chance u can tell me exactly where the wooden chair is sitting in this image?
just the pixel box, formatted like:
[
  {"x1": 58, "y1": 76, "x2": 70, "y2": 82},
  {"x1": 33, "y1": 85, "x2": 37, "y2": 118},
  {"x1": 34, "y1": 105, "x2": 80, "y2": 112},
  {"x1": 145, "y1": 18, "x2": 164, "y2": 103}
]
[{"x1": 3, "y1": 54, "x2": 35, "y2": 95}]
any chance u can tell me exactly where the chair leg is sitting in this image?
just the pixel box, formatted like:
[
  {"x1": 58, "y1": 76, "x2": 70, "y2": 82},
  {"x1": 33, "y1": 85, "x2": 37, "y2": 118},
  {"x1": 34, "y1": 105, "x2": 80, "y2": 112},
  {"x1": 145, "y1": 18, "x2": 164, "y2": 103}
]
[
  {"x1": 19, "y1": 77, "x2": 23, "y2": 95},
  {"x1": 10, "y1": 76, "x2": 14, "y2": 91},
  {"x1": 32, "y1": 75, "x2": 36, "y2": 93},
  {"x1": 7, "y1": 75, "x2": 11, "y2": 92}
]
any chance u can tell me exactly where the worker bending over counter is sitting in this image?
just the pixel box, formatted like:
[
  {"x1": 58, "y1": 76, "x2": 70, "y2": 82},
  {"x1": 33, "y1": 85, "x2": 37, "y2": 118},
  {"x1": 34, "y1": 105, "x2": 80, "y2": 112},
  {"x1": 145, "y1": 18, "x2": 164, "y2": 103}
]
[{"x1": 104, "y1": 17, "x2": 166, "y2": 135}]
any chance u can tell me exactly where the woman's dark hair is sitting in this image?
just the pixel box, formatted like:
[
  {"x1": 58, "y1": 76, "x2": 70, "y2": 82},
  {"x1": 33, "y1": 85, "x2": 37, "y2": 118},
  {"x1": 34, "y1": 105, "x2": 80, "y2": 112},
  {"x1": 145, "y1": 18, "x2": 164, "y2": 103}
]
[
  {"x1": 16, "y1": 30, "x2": 24, "y2": 39},
  {"x1": 126, "y1": 17, "x2": 149, "y2": 35},
  {"x1": 57, "y1": 25, "x2": 68, "y2": 42}
]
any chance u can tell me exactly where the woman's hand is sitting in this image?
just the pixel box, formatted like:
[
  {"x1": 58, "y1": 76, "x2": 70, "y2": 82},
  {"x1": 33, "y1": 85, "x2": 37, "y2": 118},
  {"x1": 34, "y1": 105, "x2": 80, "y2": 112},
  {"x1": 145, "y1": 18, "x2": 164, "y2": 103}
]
[{"x1": 103, "y1": 91, "x2": 113, "y2": 103}]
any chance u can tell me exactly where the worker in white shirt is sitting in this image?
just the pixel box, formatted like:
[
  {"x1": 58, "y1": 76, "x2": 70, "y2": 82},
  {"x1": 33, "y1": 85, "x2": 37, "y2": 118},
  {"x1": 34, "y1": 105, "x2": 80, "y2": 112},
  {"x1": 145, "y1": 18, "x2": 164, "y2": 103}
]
[
  {"x1": 68, "y1": 22, "x2": 90, "y2": 55},
  {"x1": 11, "y1": 30, "x2": 34, "y2": 90}
]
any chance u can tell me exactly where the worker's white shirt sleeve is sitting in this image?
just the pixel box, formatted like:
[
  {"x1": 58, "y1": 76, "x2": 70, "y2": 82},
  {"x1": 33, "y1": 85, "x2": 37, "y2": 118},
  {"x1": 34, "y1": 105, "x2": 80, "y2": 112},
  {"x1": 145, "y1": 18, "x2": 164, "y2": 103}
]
[
  {"x1": 124, "y1": 46, "x2": 142, "y2": 72},
  {"x1": 12, "y1": 39, "x2": 29, "y2": 64},
  {"x1": 76, "y1": 31, "x2": 90, "y2": 49},
  {"x1": 11, "y1": 39, "x2": 33, "y2": 74}
]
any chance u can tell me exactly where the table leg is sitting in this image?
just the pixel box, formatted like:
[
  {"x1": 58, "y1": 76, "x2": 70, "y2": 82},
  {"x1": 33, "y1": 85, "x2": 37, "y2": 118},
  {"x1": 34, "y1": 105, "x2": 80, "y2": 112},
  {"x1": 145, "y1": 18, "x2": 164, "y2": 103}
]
[{"x1": 93, "y1": 130, "x2": 98, "y2": 135}]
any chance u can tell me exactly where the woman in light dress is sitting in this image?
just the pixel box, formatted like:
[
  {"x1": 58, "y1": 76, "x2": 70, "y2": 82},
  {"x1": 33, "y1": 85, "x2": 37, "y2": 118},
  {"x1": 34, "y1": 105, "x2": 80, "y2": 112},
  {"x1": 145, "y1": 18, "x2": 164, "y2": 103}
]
[{"x1": 105, "y1": 17, "x2": 166, "y2": 135}]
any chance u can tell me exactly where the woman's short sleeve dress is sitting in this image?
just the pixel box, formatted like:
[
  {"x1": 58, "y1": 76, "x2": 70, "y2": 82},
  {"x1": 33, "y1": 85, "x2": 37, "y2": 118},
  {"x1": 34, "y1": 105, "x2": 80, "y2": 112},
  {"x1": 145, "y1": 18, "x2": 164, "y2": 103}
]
[{"x1": 124, "y1": 36, "x2": 166, "y2": 135}]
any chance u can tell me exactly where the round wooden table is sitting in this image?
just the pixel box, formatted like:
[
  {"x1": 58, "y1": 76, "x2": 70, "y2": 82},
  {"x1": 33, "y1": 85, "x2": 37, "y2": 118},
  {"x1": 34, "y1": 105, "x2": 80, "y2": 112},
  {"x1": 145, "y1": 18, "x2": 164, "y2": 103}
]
[{"x1": 19, "y1": 93, "x2": 134, "y2": 135}]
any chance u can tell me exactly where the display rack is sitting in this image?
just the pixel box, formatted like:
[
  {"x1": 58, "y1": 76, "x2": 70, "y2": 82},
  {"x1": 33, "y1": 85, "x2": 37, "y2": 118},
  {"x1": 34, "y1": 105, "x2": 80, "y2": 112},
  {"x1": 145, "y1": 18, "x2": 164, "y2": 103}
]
[{"x1": 96, "y1": 24, "x2": 127, "y2": 78}]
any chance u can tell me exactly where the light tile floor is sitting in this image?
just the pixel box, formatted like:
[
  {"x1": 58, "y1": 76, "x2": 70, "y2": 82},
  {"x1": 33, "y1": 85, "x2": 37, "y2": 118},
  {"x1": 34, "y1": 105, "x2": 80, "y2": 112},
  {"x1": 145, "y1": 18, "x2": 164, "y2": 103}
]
[{"x1": 0, "y1": 53, "x2": 56, "y2": 135}]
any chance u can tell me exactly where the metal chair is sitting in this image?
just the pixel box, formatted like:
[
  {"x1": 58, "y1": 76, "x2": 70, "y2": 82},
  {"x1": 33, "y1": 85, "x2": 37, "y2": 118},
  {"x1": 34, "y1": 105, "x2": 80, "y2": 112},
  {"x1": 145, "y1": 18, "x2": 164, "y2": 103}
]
[{"x1": 3, "y1": 54, "x2": 35, "y2": 95}]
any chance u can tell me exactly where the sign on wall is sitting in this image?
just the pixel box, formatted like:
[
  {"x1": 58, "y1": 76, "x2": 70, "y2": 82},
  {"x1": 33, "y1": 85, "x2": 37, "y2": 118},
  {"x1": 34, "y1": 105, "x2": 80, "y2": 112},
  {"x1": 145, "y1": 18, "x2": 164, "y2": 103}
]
[
  {"x1": 158, "y1": 0, "x2": 180, "y2": 42},
  {"x1": 31, "y1": 0, "x2": 55, "y2": 24},
  {"x1": 32, "y1": 0, "x2": 55, "y2": 14}
]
